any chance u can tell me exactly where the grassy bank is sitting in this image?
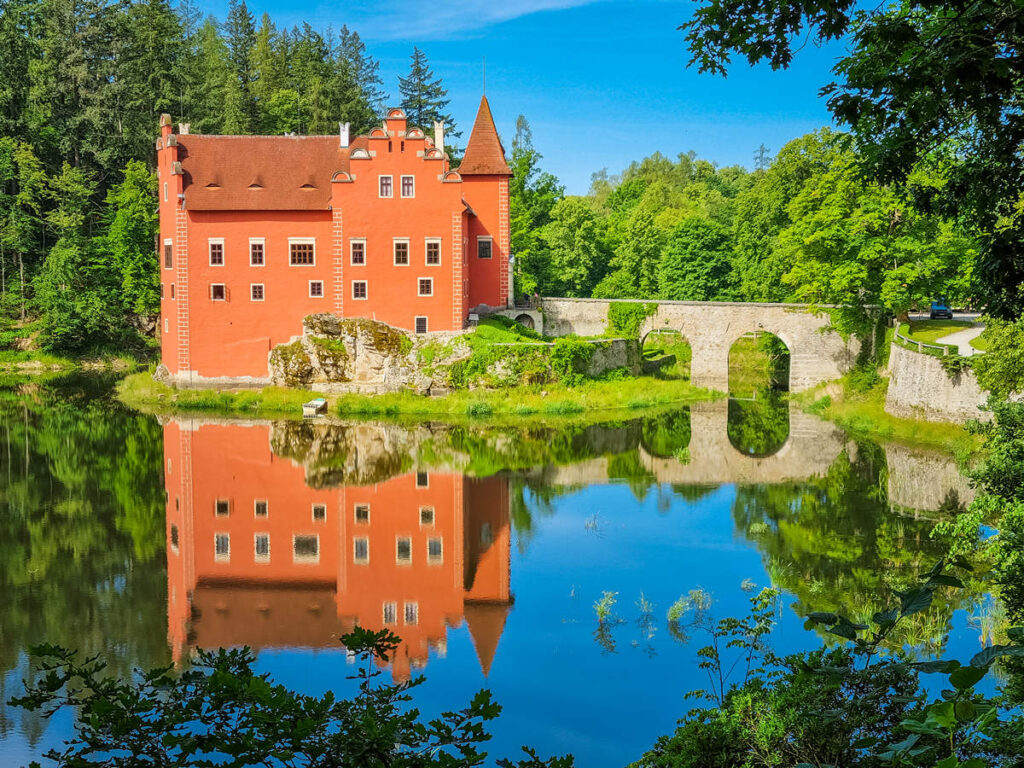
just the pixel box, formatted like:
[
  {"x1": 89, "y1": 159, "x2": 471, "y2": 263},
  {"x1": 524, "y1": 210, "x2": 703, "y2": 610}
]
[
  {"x1": 795, "y1": 377, "x2": 982, "y2": 463},
  {"x1": 118, "y1": 369, "x2": 718, "y2": 422}
]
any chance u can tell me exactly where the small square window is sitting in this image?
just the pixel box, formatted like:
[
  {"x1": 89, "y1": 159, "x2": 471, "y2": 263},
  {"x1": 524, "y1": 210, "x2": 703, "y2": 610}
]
[
  {"x1": 309, "y1": 281, "x2": 324, "y2": 298},
  {"x1": 383, "y1": 602, "x2": 397, "y2": 624},
  {"x1": 354, "y1": 537, "x2": 369, "y2": 563},
  {"x1": 254, "y1": 500, "x2": 268, "y2": 518},
  {"x1": 404, "y1": 602, "x2": 418, "y2": 625},
  {"x1": 209, "y1": 240, "x2": 224, "y2": 266},
  {"x1": 415, "y1": 316, "x2": 428, "y2": 334},
  {"x1": 255, "y1": 534, "x2": 270, "y2": 561},
  {"x1": 293, "y1": 534, "x2": 319, "y2": 562},
  {"x1": 290, "y1": 240, "x2": 315, "y2": 265},
  {"x1": 379, "y1": 175, "x2": 393, "y2": 198},
  {"x1": 354, "y1": 504, "x2": 370, "y2": 524},
  {"x1": 401, "y1": 175, "x2": 415, "y2": 197},
  {"x1": 350, "y1": 240, "x2": 365, "y2": 265},
  {"x1": 420, "y1": 506, "x2": 434, "y2": 526},
  {"x1": 396, "y1": 537, "x2": 412, "y2": 563},
  {"x1": 250, "y1": 240, "x2": 264, "y2": 266},
  {"x1": 416, "y1": 472, "x2": 429, "y2": 488},
  {"x1": 427, "y1": 538, "x2": 442, "y2": 563},
  {"x1": 418, "y1": 278, "x2": 433, "y2": 297},
  {"x1": 477, "y1": 238, "x2": 492, "y2": 259},
  {"x1": 480, "y1": 522, "x2": 494, "y2": 546},
  {"x1": 215, "y1": 499, "x2": 230, "y2": 517},
  {"x1": 425, "y1": 240, "x2": 441, "y2": 265},
  {"x1": 164, "y1": 241, "x2": 173, "y2": 269},
  {"x1": 394, "y1": 241, "x2": 409, "y2": 266},
  {"x1": 210, "y1": 284, "x2": 226, "y2": 301},
  {"x1": 312, "y1": 503, "x2": 327, "y2": 521},
  {"x1": 352, "y1": 281, "x2": 367, "y2": 300},
  {"x1": 251, "y1": 283, "x2": 264, "y2": 301},
  {"x1": 215, "y1": 533, "x2": 230, "y2": 560}
]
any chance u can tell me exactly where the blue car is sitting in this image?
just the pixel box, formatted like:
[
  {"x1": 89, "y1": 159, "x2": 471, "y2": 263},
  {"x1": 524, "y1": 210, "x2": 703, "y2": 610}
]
[{"x1": 930, "y1": 300, "x2": 953, "y2": 320}]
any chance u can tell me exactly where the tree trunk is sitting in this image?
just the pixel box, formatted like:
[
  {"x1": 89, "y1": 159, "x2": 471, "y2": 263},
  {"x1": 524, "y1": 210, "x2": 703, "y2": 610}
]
[{"x1": 18, "y1": 251, "x2": 25, "y2": 322}]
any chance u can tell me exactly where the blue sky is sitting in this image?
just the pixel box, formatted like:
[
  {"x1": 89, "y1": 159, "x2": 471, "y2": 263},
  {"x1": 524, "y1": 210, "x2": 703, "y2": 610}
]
[{"x1": 210, "y1": 0, "x2": 850, "y2": 194}]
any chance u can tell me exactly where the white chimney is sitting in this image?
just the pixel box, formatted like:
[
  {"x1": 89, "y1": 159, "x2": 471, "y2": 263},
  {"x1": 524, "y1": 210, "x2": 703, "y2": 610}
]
[
  {"x1": 339, "y1": 122, "x2": 350, "y2": 148},
  {"x1": 433, "y1": 121, "x2": 445, "y2": 153},
  {"x1": 179, "y1": 123, "x2": 190, "y2": 135}
]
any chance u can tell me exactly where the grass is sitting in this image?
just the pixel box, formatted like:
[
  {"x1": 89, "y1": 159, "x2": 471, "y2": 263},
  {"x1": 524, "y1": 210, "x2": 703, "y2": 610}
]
[
  {"x1": 118, "y1": 368, "x2": 719, "y2": 423},
  {"x1": 902, "y1": 319, "x2": 975, "y2": 344},
  {"x1": 795, "y1": 376, "x2": 982, "y2": 463},
  {"x1": 970, "y1": 332, "x2": 992, "y2": 352}
]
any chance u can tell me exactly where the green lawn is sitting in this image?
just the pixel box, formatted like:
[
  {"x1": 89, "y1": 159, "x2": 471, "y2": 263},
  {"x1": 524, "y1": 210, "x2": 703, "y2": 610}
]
[
  {"x1": 902, "y1": 319, "x2": 975, "y2": 344},
  {"x1": 970, "y1": 333, "x2": 992, "y2": 352}
]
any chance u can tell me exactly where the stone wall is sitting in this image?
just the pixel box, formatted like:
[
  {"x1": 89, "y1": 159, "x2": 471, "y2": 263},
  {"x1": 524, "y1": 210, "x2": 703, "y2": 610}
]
[
  {"x1": 885, "y1": 342, "x2": 990, "y2": 423},
  {"x1": 541, "y1": 298, "x2": 859, "y2": 392},
  {"x1": 884, "y1": 443, "x2": 975, "y2": 514}
]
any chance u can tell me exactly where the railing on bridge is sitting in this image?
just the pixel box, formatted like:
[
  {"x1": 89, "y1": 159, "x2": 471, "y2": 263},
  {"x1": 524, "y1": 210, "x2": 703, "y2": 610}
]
[{"x1": 893, "y1": 327, "x2": 957, "y2": 357}]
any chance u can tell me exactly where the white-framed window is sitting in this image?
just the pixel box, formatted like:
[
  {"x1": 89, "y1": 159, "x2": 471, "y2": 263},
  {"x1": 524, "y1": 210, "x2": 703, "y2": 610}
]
[
  {"x1": 214, "y1": 533, "x2": 230, "y2": 562},
  {"x1": 163, "y1": 182, "x2": 168, "y2": 202},
  {"x1": 210, "y1": 284, "x2": 226, "y2": 301},
  {"x1": 383, "y1": 602, "x2": 397, "y2": 625},
  {"x1": 254, "y1": 533, "x2": 270, "y2": 562},
  {"x1": 354, "y1": 503, "x2": 370, "y2": 524},
  {"x1": 312, "y1": 503, "x2": 327, "y2": 521},
  {"x1": 289, "y1": 237, "x2": 315, "y2": 266},
  {"x1": 254, "y1": 499, "x2": 268, "y2": 517},
  {"x1": 208, "y1": 237, "x2": 225, "y2": 266},
  {"x1": 396, "y1": 537, "x2": 412, "y2": 564},
  {"x1": 416, "y1": 472, "x2": 429, "y2": 488},
  {"x1": 427, "y1": 537, "x2": 442, "y2": 564},
  {"x1": 163, "y1": 239, "x2": 173, "y2": 269},
  {"x1": 420, "y1": 506, "x2": 435, "y2": 526},
  {"x1": 417, "y1": 277, "x2": 433, "y2": 297},
  {"x1": 350, "y1": 239, "x2": 366, "y2": 266},
  {"x1": 352, "y1": 280, "x2": 368, "y2": 300},
  {"x1": 353, "y1": 537, "x2": 369, "y2": 564},
  {"x1": 215, "y1": 498, "x2": 230, "y2": 517},
  {"x1": 404, "y1": 602, "x2": 418, "y2": 625},
  {"x1": 425, "y1": 239, "x2": 441, "y2": 266},
  {"x1": 393, "y1": 239, "x2": 410, "y2": 266},
  {"x1": 477, "y1": 236, "x2": 492, "y2": 259},
  {"x1": 293, "y1": 534, "x2": 319, "y2": 563},
  {"x1": 379, "y1": 175, "x2": 393, "y2": 198},
  {"x1": 309, "y1": 280, "x2": 324, "y2": 298},
  {"x1": 414, "y1": 316, "x2": 428, "y2": 334},
  {"x1": 249, "y1": 238, "x2": 265, "y2": 266},
  {"x1": 400, "y1": 175, "x2": 415, "y2": 198},
  {"x1": 250, "y1": 283, "x2": 264, "y2": 301}
]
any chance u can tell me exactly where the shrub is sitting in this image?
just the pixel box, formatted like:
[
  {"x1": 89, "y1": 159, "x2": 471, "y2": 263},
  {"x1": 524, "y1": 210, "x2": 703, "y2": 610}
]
[
  {"x1": 550, "y1": 337, "x2": 594, "y2": 386},
  {"x1": 608, "y1": 302, "x2": 657, "y2": 339}
]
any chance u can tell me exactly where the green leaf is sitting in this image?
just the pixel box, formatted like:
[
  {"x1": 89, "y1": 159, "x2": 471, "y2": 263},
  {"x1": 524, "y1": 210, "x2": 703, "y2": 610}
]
[
  {"x1": 950, "y1": 665, "x2": 987, "y2": 690},
  {"x1": 936, "y1": 755, "x2": 959, "y2": 768},
  {"x1": 970, "y1": 644, "x2": 1024, "y2": 668},
  {"x1": 954, "y1": 700, "x2": 976, "y2": 721},
  {"x1": 872, "y1": 608, "x2": 899, "y2": 626},
  {"x1": 807, "y1": 611, "x2": 839, "y2": 625},
  {"x1": 899, "y1": 587, "x2": 933, "y2": 616},
  {"x1": 828, "y1": 623, "x2": 858, "y2": 641},
  {"x1": 900, "y1": 718, "x2": 944, "y2": 736},
  {"x1": 950, "y1": 556, "x2": 974, "y2": 572},
  {"x1": 912, "y1": 660, "x2": 960, "y2": 674},
  {"x1": 1006, "y1": 627, "x2": 1024, "y2": 643},
  {"x1": 928, "y1": 574, "x2": 964, "y2": 588}
]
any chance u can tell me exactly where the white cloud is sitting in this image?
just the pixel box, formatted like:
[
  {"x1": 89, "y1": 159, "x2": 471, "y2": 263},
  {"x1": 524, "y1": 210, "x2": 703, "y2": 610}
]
[{"x1": 345, "y1": 0, "x2": 604, "y2": 41}]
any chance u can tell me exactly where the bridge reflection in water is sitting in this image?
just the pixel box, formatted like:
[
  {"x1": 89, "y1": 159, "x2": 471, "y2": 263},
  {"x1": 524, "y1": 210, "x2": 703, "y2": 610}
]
[{"x1": 164, "y1": 420, "x2": 511, "y2": 680}]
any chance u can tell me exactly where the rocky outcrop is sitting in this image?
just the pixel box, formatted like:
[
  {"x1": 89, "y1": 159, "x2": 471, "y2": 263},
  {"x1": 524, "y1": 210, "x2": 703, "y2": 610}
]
[{"x1": 269, "y1": 315, "x2": 468, "y2": 394}]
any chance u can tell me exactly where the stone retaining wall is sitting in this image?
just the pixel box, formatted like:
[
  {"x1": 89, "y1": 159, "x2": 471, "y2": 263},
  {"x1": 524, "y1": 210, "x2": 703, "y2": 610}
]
[{"x1": 884, "y1": 342, "x2": 990, "y2": 423}]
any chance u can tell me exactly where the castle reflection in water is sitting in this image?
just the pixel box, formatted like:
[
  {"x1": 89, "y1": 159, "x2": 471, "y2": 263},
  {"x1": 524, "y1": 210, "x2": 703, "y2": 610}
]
[{"x1": 164, "y1": 420, "x2": 510, "y2": 680}]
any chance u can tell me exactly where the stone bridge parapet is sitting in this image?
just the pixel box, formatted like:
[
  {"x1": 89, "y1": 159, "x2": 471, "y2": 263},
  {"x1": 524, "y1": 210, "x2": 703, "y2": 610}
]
[{"x1": 539, "y1": 298, "x2": 860, "y2": 392}]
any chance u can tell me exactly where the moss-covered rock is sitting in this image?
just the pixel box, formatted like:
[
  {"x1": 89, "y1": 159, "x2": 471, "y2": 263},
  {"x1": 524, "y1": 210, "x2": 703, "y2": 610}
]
[{"x1": 269, "y1": 340, "x2": 314, "y2": 387}]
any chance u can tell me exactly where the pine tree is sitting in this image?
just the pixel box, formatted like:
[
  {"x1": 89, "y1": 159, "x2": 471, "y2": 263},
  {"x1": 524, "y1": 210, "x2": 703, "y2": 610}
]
[
  {"x1": 222, "y1": 0, "x2": 257, "y2": 132},
  {"x1": 398, "y1": 47, "x2": 457, "y2": 139},
  {"x1": 250, "y1": 13, "x2": 287, "y2": 130},
  {"x1": 337, "y1": 25, "x2": 384, "y2": 135}
]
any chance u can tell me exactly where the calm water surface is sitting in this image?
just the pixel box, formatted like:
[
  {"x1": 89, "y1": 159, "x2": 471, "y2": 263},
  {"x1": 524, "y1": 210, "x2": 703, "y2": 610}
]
[{"x1": 0, "y1": 378, "x2": 988, "y2": 767}]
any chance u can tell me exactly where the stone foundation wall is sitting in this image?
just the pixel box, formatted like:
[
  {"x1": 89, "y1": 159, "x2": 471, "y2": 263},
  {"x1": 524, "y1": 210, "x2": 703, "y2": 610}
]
[{"x1": 885, "y1": 342, "x2": 990, "y2": 423}]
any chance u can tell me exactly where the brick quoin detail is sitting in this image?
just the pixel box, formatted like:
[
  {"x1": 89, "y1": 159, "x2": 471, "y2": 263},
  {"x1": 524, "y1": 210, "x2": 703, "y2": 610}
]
[
  {"x1": 451, "y1": 213, "x2": 463, "y2": 329},
  {"x1": 332, "y1": 207, "x2": 344, "y2": 316},
  {"x1": 498, "y1": 178, "x2": 510, "y2": 307},
  {"x1": 175, "y1": 208, "x2": 190, "y2": 373}
]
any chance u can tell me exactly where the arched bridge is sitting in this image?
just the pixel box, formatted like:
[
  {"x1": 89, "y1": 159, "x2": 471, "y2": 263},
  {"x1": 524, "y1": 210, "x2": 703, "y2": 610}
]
[{"x1": 535, "y1": 298, "x2": 860, "y2": 392}]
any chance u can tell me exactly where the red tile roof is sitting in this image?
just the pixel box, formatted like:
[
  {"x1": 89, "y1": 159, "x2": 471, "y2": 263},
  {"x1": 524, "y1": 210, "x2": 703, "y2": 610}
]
[
  {"x1": 458, "y1": 96, "x2": 511, "y2": 176},
  {"x1": 179, "y1": 135, "x2": 367, "y2": 210}
]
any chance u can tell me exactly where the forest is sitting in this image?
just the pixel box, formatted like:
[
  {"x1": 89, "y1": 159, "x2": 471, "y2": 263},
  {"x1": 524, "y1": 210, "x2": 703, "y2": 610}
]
[{"x1": 0, "y1": 0, "x2": 983, "y2": 355}]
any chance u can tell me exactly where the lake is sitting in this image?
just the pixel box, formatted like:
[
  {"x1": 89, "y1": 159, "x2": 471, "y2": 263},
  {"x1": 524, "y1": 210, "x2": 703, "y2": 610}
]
[{"x1": 0, "y1": 377, "x2": 990, "y2": 767}]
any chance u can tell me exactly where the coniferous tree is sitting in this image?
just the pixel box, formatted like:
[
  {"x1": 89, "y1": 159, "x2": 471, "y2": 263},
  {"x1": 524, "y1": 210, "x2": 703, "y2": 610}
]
[
  {"x1": 222, "y1": 0, "x2": 257, "y2": 132},
  {"x1": 337, "y1": 25, "x2": 384, "y2": 134},
  {"x1": 398, "y1": 47, "x2": 457, "y2": 140}
]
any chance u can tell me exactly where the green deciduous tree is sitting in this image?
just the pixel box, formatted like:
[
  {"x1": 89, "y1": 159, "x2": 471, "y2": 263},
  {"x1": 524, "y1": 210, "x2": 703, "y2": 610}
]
[
  {"x1": 99, "y1": 159, "x2": 159, "y2": 317},
  {"x1": 659, "y1": 216, "x2": 736, "y2": 301},
  {"x1": 539, "y1": 197, "x2": 610, "y2": 297}
]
